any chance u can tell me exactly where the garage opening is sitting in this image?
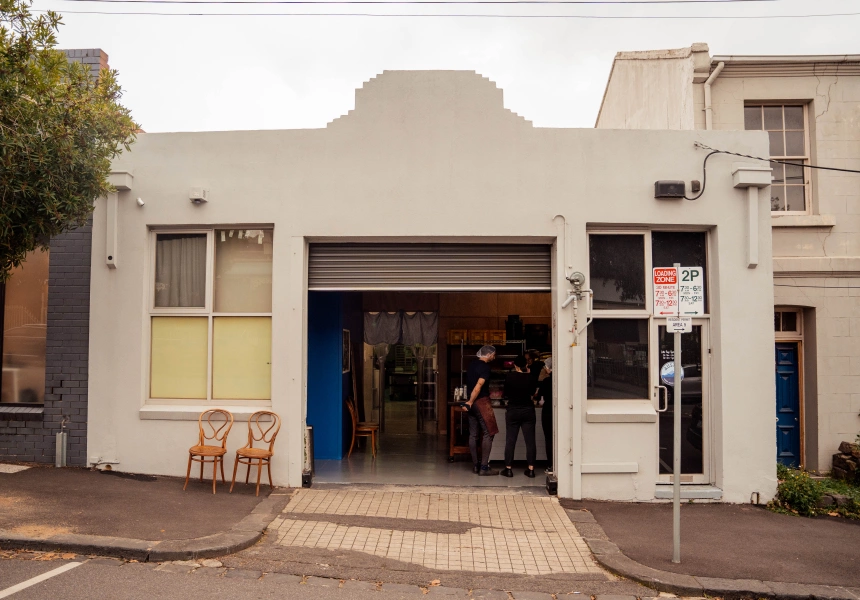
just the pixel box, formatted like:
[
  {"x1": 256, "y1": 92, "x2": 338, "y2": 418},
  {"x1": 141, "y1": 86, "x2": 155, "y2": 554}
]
[{"x1": 306, "y1": 243, "x2": 554, "y2": 487}]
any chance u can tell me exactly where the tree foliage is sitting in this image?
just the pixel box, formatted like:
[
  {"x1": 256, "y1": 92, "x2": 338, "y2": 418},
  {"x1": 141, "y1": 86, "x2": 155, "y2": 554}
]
[{"x1": 0, "y1": 0, "x2": 137, "y2": 279}]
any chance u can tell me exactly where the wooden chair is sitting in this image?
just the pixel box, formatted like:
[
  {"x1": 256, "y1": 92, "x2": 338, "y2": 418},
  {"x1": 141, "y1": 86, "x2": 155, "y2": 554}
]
[
  {"x1": 346, "y1": 399, "x2": 378, "y2": 459},
  {"x1": 230, "y1": 411, "x2": 281, "y2": 496},
  {"x1": 184, "y1": 409, "x2": 234, "y2": 494}
]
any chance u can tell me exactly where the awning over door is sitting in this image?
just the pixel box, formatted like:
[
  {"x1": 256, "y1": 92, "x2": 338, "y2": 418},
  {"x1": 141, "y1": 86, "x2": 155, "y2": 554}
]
[{"x1": 308, "y1": 243, "x2": 551, "y2": 291}]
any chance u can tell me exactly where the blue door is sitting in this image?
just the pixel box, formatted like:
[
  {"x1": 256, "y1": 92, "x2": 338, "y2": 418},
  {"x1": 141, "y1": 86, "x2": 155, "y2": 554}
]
[{"x1": 775, "y1": 343, "x2": 801, "y2": 467}]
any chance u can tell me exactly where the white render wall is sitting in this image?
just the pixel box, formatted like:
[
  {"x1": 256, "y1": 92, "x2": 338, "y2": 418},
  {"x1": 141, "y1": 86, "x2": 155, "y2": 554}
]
[
  {"x1": 89, "y1": 70, "x2": 777, "y2": 502},
  {"x1": 596, "y1": 48, "x2": 860, "y2": 472}
]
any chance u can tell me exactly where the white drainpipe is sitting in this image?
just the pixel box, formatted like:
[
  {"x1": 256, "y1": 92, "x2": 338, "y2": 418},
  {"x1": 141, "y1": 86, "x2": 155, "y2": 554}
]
[{"x1": 704, "y1": 61, "x2": 725, "y2": 130}]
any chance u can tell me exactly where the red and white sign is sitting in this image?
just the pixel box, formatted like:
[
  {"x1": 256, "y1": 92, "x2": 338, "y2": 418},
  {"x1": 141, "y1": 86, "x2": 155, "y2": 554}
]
[{"x1": 653, "y1": 268, "x2": 679, "y2": 316}]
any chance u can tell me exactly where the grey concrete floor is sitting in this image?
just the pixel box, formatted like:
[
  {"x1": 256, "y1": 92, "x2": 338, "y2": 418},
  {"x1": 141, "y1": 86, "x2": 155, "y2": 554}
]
[{"x1": 315, "y1": 430, "x2": 546, "y2": 488}]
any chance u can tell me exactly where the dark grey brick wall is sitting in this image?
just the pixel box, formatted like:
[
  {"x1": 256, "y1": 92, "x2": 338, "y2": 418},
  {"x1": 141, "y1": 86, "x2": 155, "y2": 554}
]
[
  {"x1": 0, "y1": 223, "x2": 93, "y2": 465},
  {"x1": 0, "y1": 49, "x2": 104, "y2": 465}
]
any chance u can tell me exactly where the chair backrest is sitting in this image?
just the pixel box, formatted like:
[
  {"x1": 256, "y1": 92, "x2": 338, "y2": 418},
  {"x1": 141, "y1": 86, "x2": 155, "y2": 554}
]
[
  {"x1": 197, "y1": 409, "x2": 234, "y2": 449},
  {"x1": 246, "y1": 411, "x2": 281, "y2": 452},
  {"x1": 345, "y1": 398, "x2": 358, "y2": 430}
]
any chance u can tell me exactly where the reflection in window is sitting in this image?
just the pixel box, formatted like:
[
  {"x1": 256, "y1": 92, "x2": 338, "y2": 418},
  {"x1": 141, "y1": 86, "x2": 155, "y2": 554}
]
[
  {"x1": 214, "y1": 229, "x2": 273, "y2": 313},
  {"x1": 586, "y1": 318, "x2": 649, "y2": 399},
  {"x1": 589, "y1": 235, "x2": 645, "y2": 310},
  {"x1": 1, "y1": 250, "x2": 49, "y2": 404},
  {"x1": 154, "y1": 233, "x2": 207, "y2": 308},
  {"x1": 658, "y1": 325, "x2": 704, "y2": 474},
  {"x1": 652, "y1": 231, "x2": 708, "y2": 313}
]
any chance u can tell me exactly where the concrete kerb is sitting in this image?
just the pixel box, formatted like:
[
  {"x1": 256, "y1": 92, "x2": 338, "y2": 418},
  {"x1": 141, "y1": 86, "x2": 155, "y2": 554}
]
[
  {"x1": 0, "y1": 490, "x2": 291, "y2": 562},
  {"x1": 567, "y1": 508, "x2": 860, "y2": 600}
]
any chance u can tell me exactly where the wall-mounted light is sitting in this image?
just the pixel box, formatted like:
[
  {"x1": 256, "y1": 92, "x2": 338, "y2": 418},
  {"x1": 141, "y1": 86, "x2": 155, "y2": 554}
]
[{"x1": 190, "y1": 188, "x2": 209, "y2": 204}]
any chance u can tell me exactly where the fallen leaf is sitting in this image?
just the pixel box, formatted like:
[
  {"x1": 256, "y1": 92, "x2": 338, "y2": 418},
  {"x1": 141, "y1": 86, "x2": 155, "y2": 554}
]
[
  {"x1": 828, "y1": 512, "x2": 839, "y2": 517},
  {"x1": 429, "y1": 580, "x2": 441, "y2": 586},
  {"x1": 61, "y1": 553, "x2": 76, "y2": 560}
]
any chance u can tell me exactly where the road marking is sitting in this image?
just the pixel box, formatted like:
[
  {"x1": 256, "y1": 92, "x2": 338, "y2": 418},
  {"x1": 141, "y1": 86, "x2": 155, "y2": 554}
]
[{"x1": 0, "y1": 562, "x2": 84, "y2": 598}]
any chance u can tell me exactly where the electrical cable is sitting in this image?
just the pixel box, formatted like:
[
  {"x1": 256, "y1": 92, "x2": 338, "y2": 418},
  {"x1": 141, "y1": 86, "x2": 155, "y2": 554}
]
[
  {"x1": 775, "y1": 283, "x2": 860, "y2": 289},
  {"x1": 55, "y1": 0, "x2": 793, "y2": 4},
  {"x1": 31, "y1": 7, "x2": 860, "y2": 16},
  {"x1": 684, "y1": 142, "x2": 860, "y2": 201}
]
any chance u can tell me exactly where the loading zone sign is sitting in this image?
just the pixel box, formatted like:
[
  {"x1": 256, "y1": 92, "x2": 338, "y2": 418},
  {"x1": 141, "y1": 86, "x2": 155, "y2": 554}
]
[{"x1": 653, "y1": 267, "x2": 704, "y2": 317}]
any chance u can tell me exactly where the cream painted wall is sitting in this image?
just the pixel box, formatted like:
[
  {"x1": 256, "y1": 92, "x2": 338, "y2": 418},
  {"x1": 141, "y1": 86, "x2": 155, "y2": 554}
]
[
  {"x1": 89, "y1": 70, "x2": 776, "y2": 501},
  {"x1": 597, "y1": 48, "x2": 860, "y2": 472}
]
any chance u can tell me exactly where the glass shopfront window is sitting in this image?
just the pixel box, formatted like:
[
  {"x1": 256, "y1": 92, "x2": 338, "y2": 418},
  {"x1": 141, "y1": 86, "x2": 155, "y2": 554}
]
[
  {"x1": 1, "y1": 250, "x2": 50, "y2": 404},
  {"x1": 587, "y1": 318, "x2": 649, "y2": 400},
  {"x1": 149, "y1": 228, "x2": 274, "y2": 402}
]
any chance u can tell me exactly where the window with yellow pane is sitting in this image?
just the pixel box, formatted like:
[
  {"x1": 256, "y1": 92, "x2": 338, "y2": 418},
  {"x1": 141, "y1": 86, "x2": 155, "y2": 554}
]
[{"x1": 149, "y1": 229, "x2": 273, "y2": 401}]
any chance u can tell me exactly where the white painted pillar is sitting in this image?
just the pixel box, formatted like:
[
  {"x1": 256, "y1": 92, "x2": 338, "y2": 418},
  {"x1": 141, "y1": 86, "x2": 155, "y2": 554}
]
[{"x1": 731, "y1": 163, "x2": 772, "y2": 270}]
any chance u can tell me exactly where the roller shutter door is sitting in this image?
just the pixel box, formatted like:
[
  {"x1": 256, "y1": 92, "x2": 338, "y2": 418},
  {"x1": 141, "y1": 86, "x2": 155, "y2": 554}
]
[{"x1": 308, "y1": 243, "x2": 551, "y2": 291}]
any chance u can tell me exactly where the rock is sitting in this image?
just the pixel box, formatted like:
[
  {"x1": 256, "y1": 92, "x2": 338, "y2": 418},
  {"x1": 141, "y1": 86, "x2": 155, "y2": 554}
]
[
  {"x1": 833, "y1": 454, "x2": 852, "y2": 471},
  {"x1": 817, "y1": 495, "x2": 835, "y2": 508},
  {"x1": 832, "y1": 494, "x2": 851, "y2": 508},
  {"x1": 171, "y1": 560, "x2": 200, "y2": 567},
  {"x1": 200, "y1": 559, "x2": 222, "y2": 568},
  {"x1": 838, "y1": 441, "x2": 859, "y2": 456},
  {"x1": 831, "y1": 466, "x2": 847, "y2": 481}
]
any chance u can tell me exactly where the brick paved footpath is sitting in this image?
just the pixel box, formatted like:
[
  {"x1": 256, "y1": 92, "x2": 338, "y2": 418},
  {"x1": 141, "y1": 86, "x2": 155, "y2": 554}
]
[{"x1": 270, "y1": 489, "x2": 603, "y2": 577}]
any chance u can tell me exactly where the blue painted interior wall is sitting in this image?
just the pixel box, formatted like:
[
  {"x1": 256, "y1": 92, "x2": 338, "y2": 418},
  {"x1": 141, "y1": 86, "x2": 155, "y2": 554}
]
[
  {"x1": 307, "y1": 292, "x2": 345, "y2": 460},
  {"x1": 307, "y1": 292, "x2": 364, "y2": 460}
]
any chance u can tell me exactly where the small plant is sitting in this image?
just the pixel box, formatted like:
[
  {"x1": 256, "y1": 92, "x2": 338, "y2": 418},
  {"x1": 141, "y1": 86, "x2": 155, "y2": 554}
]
[{"x1": 769, "y1": 464, "x2": 823, "y2": 516}]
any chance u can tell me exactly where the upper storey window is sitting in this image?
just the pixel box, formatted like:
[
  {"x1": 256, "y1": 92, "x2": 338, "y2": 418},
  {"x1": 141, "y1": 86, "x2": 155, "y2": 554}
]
[{"x1": 744, "y1": 104, "x2": 809, "y2": 213}]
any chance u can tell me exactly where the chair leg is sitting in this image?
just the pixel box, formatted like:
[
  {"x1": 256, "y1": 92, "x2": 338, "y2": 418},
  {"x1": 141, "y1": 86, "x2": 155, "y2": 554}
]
[
  {"x1": 200, "y1": 458, "x2": 204, "y2": 481},
  {"x1": 245, "y1": 462, "x2": 251, "y2": 484},
  {"x1": 212, "y1": 458, "x2": 218, "y2": 494},
  {"x1": 267, "y1": 459, "x2": 273, "y2": 489},
  {"x1": 184, "y1": 454, "x2": 193, "y2": 491},
  {"x1": 255, "y1": 460, "x2": 263, "y2": 497},
  {"x1": 371, "y1": 432, "x2": 377, "y2": 459},
  {"x1": 220, "y1": 456, "x2": 226, "y2": 483},
  {"x1": 349, "y1": 427, "x2": 356, "y2": 458},
  {"x1": 230, "y1": 456, "x2": 240, "y2": 493}
]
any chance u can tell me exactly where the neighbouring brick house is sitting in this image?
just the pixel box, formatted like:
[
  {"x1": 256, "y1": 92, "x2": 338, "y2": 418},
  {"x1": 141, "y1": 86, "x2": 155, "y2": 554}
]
[{"x1": 0, "y1": 49, "x2": 108, "y2": 465}]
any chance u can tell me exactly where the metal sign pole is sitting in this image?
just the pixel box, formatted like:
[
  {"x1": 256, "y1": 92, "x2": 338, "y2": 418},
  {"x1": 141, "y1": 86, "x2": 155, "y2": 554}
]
[{"x1": 672, "y1": 262, "x2": 682, "y2": 564}]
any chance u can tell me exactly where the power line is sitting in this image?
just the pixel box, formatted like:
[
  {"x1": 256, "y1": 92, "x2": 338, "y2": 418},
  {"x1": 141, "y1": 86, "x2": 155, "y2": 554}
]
[
  {"x1": 694, "y1": 143, "x2": 860, "y2": 174},
  {"x1": 55, "y1": 0, "x2": 791, "y2": 4},
  {"x1": 36, "y1": 8, "x2": 860, "y2": 16}
]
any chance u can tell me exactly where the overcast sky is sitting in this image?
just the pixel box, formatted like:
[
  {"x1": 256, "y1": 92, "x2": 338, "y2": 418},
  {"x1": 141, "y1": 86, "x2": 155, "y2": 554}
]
[{"x1": 35, "y1": 0, "x2": 860, "y2": 131}]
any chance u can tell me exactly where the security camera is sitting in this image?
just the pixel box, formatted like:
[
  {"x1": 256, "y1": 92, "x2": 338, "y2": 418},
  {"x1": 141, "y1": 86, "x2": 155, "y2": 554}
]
[
  {"x1": 190, "y1": 188, "x2": 209, "y2": 204},
  {"x1": 136, "y1": 197, "x2": 145, "y2": 207}
]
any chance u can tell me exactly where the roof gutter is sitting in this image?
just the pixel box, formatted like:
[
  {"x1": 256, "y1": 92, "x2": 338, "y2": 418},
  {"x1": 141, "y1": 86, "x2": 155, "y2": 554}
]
[{"x1": 704, "y1": 61, "x2": 725, "y2": 130}]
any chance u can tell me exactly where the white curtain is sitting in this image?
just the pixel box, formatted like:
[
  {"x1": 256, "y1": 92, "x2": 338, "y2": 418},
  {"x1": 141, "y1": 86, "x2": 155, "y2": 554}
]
[{"x1": 155, "y1": 234, "x2": 207, "y2": 307}]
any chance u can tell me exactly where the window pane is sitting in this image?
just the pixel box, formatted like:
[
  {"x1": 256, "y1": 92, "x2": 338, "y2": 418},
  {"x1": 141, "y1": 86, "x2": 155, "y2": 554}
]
[
  {"x1": 784, "y1": 106, "x2": 804, "y2": 129},
  {"x1": 768, "y1": 131, "x2": 785, "y2": 156},
  {"x1": 786, "y1": 186, "x2": 805, "y2": 212},
  {"x1": 781, "y1": 311, "x2": 797, "y2": 332},
  {"x1": 763, "y1": 106, "x2": 783, "y2": 130},
  {"x1": 785, "y1": 163, "x2": 804, "y2": 185},
  {"x1": 658, "y1": 325, "x2": 704, "y2": 474},
  {"x1": 155, "y1": 234, "x2": 207, "y2": 308},
  {"x1": 770, "y1": 185, "x2": 786, "y2": 211},
  {"x1": 213, "y1": 317, "x2": 272, "y2": 400},
  {"x1": 771, "y1": 163, "x2": 785, "y2": 184},
  {"x1": 2, "y1": 250, "x2": 49, "y2": 404},
  {"x1": 651, "y1": 231, "x2": 708, "y2": 313},
  {"x1": 785, "y1": 131, "x2": 805, "y2": 156},
  {"x1": 744, "y1": 106, "x2": 762, "y2": 130},
  {"x1": 587, "y1": 319, "x2": 649, "y2": 399},
  {"x1": 151, "y1": 317, "x2": 207, "y2": 398},
  {"x1": 214, "y1": 229, "x2": 273, "y2": 313},
  {"x1": 589, "y1": 235, "x2": 645, "y2": 310}
]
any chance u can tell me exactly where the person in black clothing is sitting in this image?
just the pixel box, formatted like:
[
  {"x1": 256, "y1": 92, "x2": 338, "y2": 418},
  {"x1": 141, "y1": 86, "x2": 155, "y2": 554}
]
[
  {"x1": 501, "y1": 355, "x2": 537, "y2": 478},
  {"x1": 526, "y1": 349, "x2": 545, "y2": 395},
  {"x1": 465, "y1": 345, "x2": 499, "y2": 476},
  {"x1": 536, "y1": 356, "x2": 553, "y2": 470}
]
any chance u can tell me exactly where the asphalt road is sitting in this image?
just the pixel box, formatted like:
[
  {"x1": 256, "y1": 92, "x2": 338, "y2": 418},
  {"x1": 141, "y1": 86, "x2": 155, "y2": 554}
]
[{"x1": 0, "y1": 557, "x2": 432, "y2": 600}]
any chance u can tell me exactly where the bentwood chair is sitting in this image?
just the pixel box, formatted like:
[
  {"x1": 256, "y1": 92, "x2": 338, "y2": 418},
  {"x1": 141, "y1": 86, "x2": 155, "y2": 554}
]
[
  {"x1": 230, "y1": 411, "x2": 281, "y2": 496},
  {"x1": 184, "y1": 409, "x2": 234, "y2": 494},
  {"x1": 346, "y1": 399, "x2": 378, "y2": 459}
]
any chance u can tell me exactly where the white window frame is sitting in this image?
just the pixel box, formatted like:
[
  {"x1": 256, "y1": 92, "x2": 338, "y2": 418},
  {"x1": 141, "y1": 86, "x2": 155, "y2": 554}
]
[
  {"x1": 774, "y1": 307, "x2": 803, "y2": 340},
  {"x1": 145, "y1": 227, "x2": 274, "y2": 406},
  {"x1": 744, "y1": 103, "x2": 812, "y2": 215}
]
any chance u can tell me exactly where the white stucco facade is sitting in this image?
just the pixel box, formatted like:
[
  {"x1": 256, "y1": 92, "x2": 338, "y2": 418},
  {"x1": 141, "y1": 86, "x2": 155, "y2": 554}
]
[
  {"x1": 596, "y1": 47, "x2": 860, "y2": 472},
  {"x1": 88, "y1": 70, "x2": 777, "y2": 502}
]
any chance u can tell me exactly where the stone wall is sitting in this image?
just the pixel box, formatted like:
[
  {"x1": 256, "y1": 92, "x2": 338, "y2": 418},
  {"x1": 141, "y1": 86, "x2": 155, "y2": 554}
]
[{"x1": 832, "y1": 441, "x2": 860, "y2": 484}]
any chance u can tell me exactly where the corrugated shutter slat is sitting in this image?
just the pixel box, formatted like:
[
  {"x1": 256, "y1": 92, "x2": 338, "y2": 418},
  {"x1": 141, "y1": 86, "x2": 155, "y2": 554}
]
[{"x1": 308, "y1": 244, "x2": 551, "y2": 291}]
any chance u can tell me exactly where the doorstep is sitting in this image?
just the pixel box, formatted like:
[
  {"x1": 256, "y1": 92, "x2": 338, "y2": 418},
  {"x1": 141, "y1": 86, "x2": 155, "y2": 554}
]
[{"x1": 654, "y1": 485, "x2": 722, "y2": 500}]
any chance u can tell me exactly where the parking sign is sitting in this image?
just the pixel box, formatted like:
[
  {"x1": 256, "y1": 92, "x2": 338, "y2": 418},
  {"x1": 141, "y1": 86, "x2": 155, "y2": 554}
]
[{"x1": 653, "y1": 267, "x2": 704, "y2": 317}]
